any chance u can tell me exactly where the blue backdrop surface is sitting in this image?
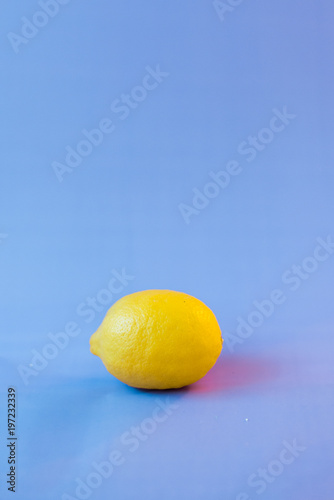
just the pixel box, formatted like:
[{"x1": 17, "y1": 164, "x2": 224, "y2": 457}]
[{"x1": 1, "y1": 1, "x2": 334, "y2": 499}]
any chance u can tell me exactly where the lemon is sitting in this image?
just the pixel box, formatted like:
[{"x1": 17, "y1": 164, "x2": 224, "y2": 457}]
[{"x1": 90, "y1": 290, "x2": 223, "y2": 389}]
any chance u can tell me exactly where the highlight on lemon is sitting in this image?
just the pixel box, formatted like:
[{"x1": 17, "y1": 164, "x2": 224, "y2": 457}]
[{"x1": 90, "y1": 289, "x2": 223, "y2": 390}]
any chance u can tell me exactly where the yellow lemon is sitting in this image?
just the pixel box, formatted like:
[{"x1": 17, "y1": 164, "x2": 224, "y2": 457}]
[{"x1": 90, "y1": 290, "x2": 223, "y2": 389}]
